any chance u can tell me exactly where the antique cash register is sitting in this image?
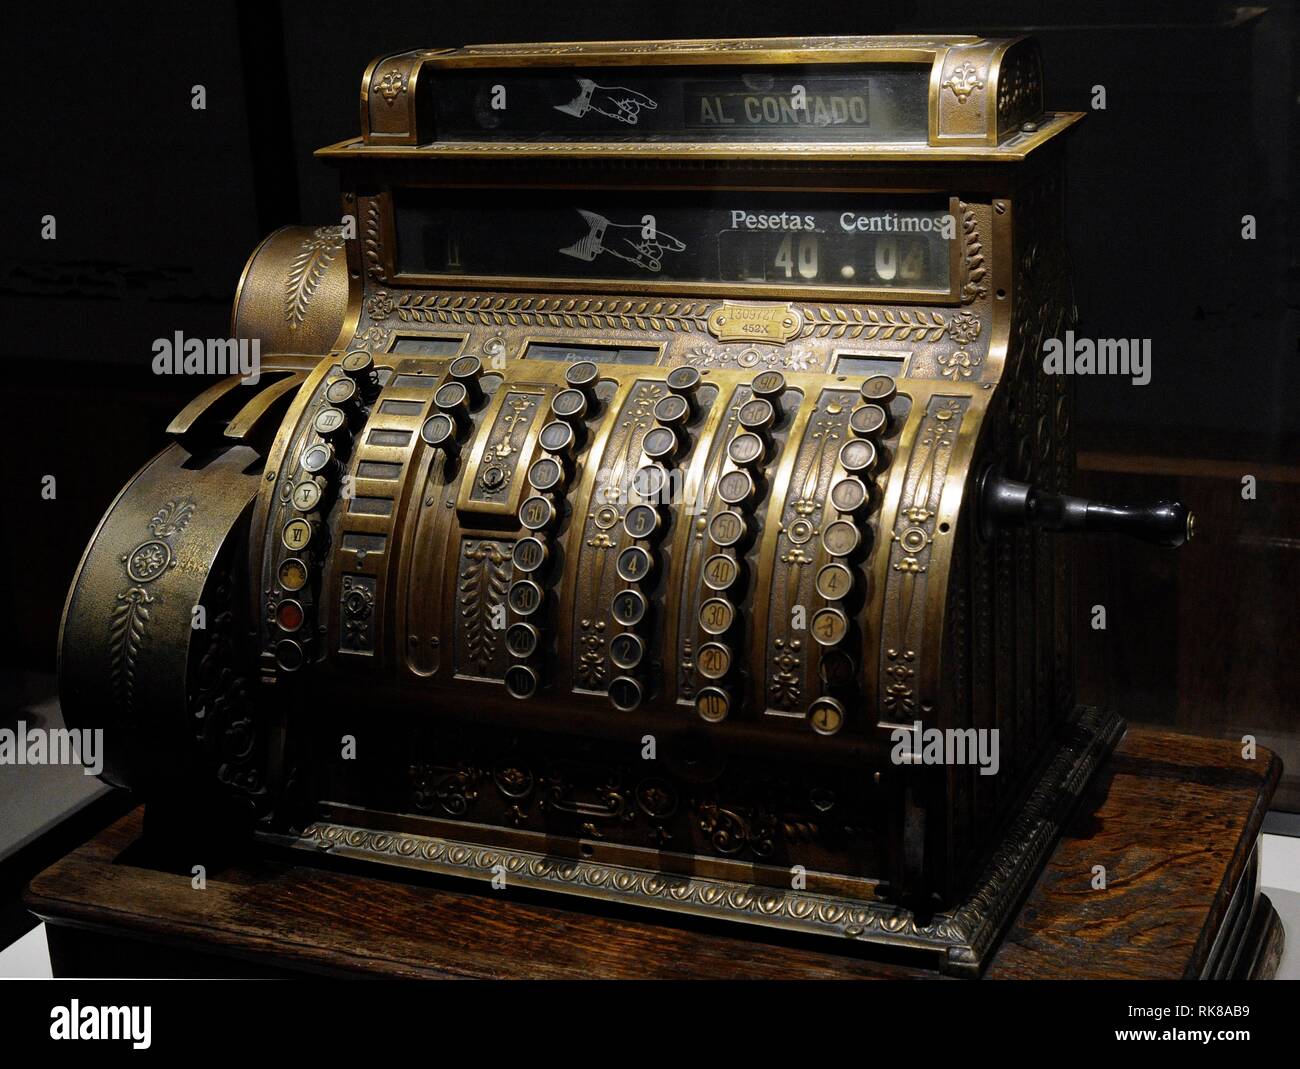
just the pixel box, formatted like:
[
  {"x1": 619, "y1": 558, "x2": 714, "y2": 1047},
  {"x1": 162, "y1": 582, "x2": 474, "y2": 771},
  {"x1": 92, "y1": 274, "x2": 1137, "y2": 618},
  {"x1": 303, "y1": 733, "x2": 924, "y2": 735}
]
[{"x1": 59, "y1": 35, "x2": 1193, "y2": 974}]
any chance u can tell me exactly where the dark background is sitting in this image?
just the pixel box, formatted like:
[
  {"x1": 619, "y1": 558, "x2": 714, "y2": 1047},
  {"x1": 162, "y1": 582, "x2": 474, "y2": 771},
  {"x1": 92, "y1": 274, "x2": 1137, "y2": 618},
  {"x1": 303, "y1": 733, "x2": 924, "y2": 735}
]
[{"x1": 2, "y1": 1, "x2": 1297, "y2": 802}]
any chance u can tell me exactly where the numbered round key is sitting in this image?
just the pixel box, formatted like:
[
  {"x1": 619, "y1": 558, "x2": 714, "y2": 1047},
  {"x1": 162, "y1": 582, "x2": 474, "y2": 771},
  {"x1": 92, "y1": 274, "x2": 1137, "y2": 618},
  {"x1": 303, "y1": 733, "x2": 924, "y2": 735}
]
[
  {"x1": 551, "y1": 388, "x2": 588, "y2": 422},
  {"x1": 839, "y1": 438, "x2": 877, "y2": 477},
  {"x1": 708, "y1": 510, "x2": 747, "y2": 548},
  {"x1": 816, "y1": 562, "x2": 854, "y2": 601},
  {"x1": 508, "y1": 579, "x2": 544, "y2": 616},
  {"x1": 702, "y1": 552, "x2": 739, "y2": 592},
  {"x1": 820, "y1": 650, "x2": 856, "y2": 688},
  {"x1": 291, "y1": 479, "x2": 324, "y2": 513},
  {"x1": 281, "y1": 518, "x2": 315, "y2": 552},
  {"x1": 821, "y1": 519, "x2": 861, "y2": 557},
  {"x1": 695, "y1": 686, "x2": 730, "y2": 723},
  {"x1": 653, "y1": 393, "x2": 690, "y2": 428},
  {"x1": 666, "y1": 366, "x2": 701, "y2": 395},
  {"x1": 519, "y1": 494, "x2": 556, "y2": 531},
  {"x1": 564, "y1": 360, "x2": 600, "y2": 392},
  {"x1": 278, "y1": 558, "x2": 309, "y2": 593},
  {"x1": 505, "y1": 663, "x2": 539, "y2": 700},
  {"x1": 850, "y1": 403, "x2": 888, "y2": 438},
  {"x1": 623, "y1": 503, "x2": 662, "y2": 541},
  {"x1": 642, "y1": 425, "x2": 679, "y2": 462},
  {"x1": 609, "y1": 675, "x2": 643, "y2": 712},
  {"x1": 539, "y1": 419, "x2": 576, "y2": 457},
  {"x1": 699, "y1": 597, "x2": 735, "y2": 636},
  {"x1": 421, "y1": 412, "x2": 456, "y2": 450},
  {"x1": 737, "y1": 397, "x2": 776, "y2": 434},
  {"x1": 717, "y1": 469, "x2": 755, "y2": 506},
  {"x1": 697, "y1": 642, "x2": 732, "y2": 681},
  {"x1": 830, "y1": 476, "x2": 869, "y2": 514},
  {"x1": 616, "y1": 545, "x2": 653, "y2": 583},
  {"x1": 528, "y1": 457, "x2": 564, "y2": 493},
  {"x1": 727, "y1": 431, "x2": 766, "y2": 468},
  {"x1": 632, "y1": 463, "x2": 669, "y2": 502},
  {"x1": 750, "y1": 370, "x2": 786, "y2": 399},
  {"x1": 811, "y1": 607, "x2": 849, "y2": 647},
  {"x1": 300, "y1": 442, "x2": 335, "y2": 475},
  {"x1": 808, "y1": 696, "x2": 845, "y2": 736},
  {"x1": 860, "y1": 374, "x2": 897, "y2": 405},
  {"x1": 325, "y1": 377, "x2": 358, "y2": 407},
  {"x1": 506, "y1": 622, "x2": 540, "y2": 659},
  {"x1": 611, "y1": 588, "x2": 647, "y2": 627},
  {"x1": 609, "y1": 632, "x2": 645, "y2": 671},
  {"x1": 512, "y1": 536, "x2": 549, "y2": 574}
]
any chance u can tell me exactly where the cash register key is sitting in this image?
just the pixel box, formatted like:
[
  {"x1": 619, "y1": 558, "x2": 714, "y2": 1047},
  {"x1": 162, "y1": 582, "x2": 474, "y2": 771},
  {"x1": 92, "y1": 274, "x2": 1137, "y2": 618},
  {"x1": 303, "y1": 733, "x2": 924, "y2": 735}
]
[
  {"x1": 623, "y1": 503, "x2": 663, "y2": 541},
  {"x1": 420, "y1": 412, "x2": 457, "y2": 452},
  {"x1": 815, "y1": 562, "x2": 854, "y2": 602},
  {"x1": 717, "y1": 469, "x2": 755, "y2": 507},
  {"x1": 278, "y1": 557, "x2": 309, "y2": 593},
  {"x1": 505, "y1": 663, "x2": 539, "y2": 700},
  {"x1": 849, "y1": 403, "x2": 888, "y2": 439},
  {"x1": 506, "y1": 622, "x2": 540, "y2": 659},
  {"x1": 695, "y1": 686, "x2": 731, "y2": 724},
  {"x1": 528, "y1": 457, "x2": 565, "y2": 494},
  {"x1": 860, "y1": 375, "x2": 897, "y2": 406},
  {"x1": 727, "y1": 432, "x2": 767, "y2": 469},
  {"x1": 737, "y1": 397, "x2": 776, "y2": 435},
  {"x1": 838, "y1": 438, "x2": 878, "y2": 477},
  {"x1": 611, "y1": 588, "x2": 647, "y2": 627},
  {"x1": 275, "y1": 638, "x2": 306, "y2": 673},
  {"x1": 291, "y1": 478, "x2": 325, "y2": 513},
  {"x1": 564, "y1": 360, "x2": 600, "y2": 395},
  {"x1": 609, "y1": 675, "x2": 643, "y2": 712},
  {"x1": 324, "y1": 376, "x2": 359, "y2": 409},
  {"x1": 609, "y1": 632, "x2": 645, "y2": 671},
  {"x1": 652, "y1": 393, "x2": 691, "y2": 429},
  {"x1": 632, "y1": 463, "x2": 670, "y2": 502},
  {"x1": 434, "y1": 380, "x2": 471, "y2": 423},
  {"x1": 641, "y1": 425, "x2": 679, "y2": 463},
  {"x1": 696, "y1": 641, "x2": 732, "y2": 681},
  {"x1": 830, "y1": 476, "x2": 869, "y2": 515},
  {"x1": 447, "y1": 354, "x2": 484, "y2": 403},
  {"x1": 708, "y1": 509, "x2": 747, "y2": 549},
  {"x1": 750, "y1": 370, "x2": 786, "y2": 400},
  {"x1": 666, "y1": 366, "x2": 701, "y2": 395},
  {"x1": 811, "y1": 606, "x2": 850, "y2": 647},
  {"x1": 341, "y1": 350, "x2": 380, "y2": 397},
  {"x1": 281, "y1": 517, "x2": 316, "y2": 553},
  {"x1": 702, "y1": 552, "x2": 739, "y2": 591},
  {"x1": 519, "y1": 494, "x2": 557, "y2": 531},
  {"x1": 313, "y1": 405, "x2": 349, "y2": 443},
  {"x1": 300, "y1": 442, "x2": 336, "y2": 477},
  {"x1": 822, "y1": 520, "x2": 862, "y2": 558},
  {"x1": 508, "y1": 579, "x2": 544, "y2": 617},
  {"x1": 512, "y1": 536, "x2": 549, "y2": 574},
  {"x1": 699, "y1": 598, "x2": 735, "y2": 636},
  {"x1": 538, "y1": 419, "x2": 577, "y2": 460},
  {"x1": 808, "y1": 696, "x2": 846, "y2": 736},
  {"x1": 616, "y1": 545, "x2": 653, "y2": 584},
  {"x1": 551, "y1": 388, "x2": 588, "y2": 422}
]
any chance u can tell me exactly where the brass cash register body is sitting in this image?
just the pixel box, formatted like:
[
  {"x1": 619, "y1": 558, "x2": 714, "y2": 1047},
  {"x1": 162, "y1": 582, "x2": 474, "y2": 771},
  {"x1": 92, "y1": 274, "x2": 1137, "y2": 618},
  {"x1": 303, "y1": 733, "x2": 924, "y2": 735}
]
[{"x1": 60, "y1": 36, "x2": 1174, "y2": 974}]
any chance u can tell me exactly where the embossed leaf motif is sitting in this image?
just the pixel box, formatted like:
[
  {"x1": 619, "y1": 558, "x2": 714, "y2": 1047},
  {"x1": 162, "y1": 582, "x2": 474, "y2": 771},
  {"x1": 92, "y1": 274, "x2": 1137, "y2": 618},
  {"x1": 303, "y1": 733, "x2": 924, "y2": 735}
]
[
  {"x1": 149, "y1": 498, "x2": 195, "y2": 538},
  {"x1": 799, "y1": 306, "x2": 948, "y2": 341},
  {"x1": 460, "y1": 541, "x2": 510, "y2": 670},
  {"x1": 395, "y1": 294, "x2": 712, "y2": 333},
  {"x1": 284, "y1": 226, "x2": 345, "y2": 329},
  {"x1": 109, "y1": 587, "x2": 154, "y2": 713}
]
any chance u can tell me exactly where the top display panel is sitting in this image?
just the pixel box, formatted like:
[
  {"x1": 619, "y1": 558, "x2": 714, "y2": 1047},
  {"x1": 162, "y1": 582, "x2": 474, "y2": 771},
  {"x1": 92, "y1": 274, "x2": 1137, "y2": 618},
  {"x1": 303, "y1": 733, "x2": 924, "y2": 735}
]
[{"x1": 426, "y1": 64, "x2": 930, "y2": 142}]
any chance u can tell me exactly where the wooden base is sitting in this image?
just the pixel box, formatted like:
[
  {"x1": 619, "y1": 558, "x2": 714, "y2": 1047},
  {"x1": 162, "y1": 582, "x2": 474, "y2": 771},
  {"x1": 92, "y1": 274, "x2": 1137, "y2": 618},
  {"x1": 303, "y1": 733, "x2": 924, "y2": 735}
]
[{"x1": 25, "y1": 727, "x2": 1284, "y2": 979}]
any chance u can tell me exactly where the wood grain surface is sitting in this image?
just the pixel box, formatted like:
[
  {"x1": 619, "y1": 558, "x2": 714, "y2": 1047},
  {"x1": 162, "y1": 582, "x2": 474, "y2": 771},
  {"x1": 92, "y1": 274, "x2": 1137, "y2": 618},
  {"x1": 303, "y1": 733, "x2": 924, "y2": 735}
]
[{"x1": 25, "y1": 728, "x2": 1282, "y2": 979}]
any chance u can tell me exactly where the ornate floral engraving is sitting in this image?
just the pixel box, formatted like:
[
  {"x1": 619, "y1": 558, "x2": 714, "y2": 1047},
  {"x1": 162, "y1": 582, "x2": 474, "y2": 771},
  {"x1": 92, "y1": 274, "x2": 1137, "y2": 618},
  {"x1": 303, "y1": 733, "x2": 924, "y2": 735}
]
[
  {"x1": 797, "y1": 306, "x2": 948, "y2": 342},
  {"x1": 376, "y1": 68, "x2": 407, "y2": 105},
  {"x1": 458, "y1": 540, "x2": 512, "y2": 676}
]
